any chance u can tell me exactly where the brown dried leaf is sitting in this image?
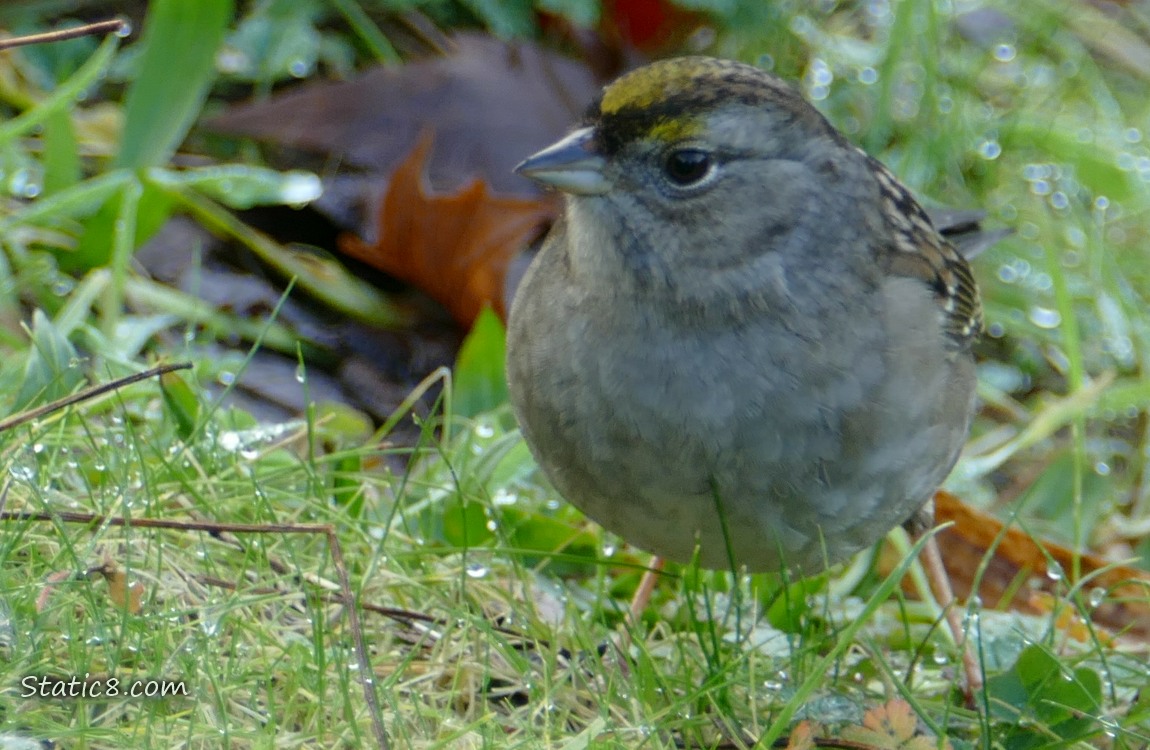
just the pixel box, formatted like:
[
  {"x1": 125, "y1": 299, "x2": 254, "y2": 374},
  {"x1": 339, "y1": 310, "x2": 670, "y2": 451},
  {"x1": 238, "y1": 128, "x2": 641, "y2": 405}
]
[
  {"x1": 99, "y1": 562, "x2": 145, "y2": 614},
  {"x1": 880, "y1": 491, "x2": 1150, "y2": 641},
  {"x1": 338, "y1": 134, "x2": 556, "y2": 327},
  {"x1": 933, "y1": 490, "x2": 1150, "y2": 640}
]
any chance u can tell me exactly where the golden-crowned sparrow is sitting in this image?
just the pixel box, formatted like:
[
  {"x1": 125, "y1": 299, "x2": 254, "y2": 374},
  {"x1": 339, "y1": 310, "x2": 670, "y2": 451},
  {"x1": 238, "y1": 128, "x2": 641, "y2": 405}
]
[{"x1": 506, "y1": 56, "x2": 982, "y2": 576}]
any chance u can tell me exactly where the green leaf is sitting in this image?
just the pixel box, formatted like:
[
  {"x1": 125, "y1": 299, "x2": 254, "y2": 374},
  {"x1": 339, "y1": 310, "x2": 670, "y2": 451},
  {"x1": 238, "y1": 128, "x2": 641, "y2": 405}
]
[
  {"x1": 115, "y1": 0, "x2": 234, "y2": 168},
  {"x1": 0, "y1": 33, "x2": 121, "y2": 149},
  {"x1": 13, "y1": 310, "x2": 85, "y2": 411},
  {"x1": 0, "y1": 170, "x2": 133, "y2": 233},
  {"x1": 457, "y1": 0, "x2": 535, "y2": 37},
  {"x1": 41, "y1": 108, "x2": 81, "y2": 196},
  {"x1": 224, "y1": 0, "x2": 322, "y2": 81},
  {"x1": 988, "y1": 644, "x2": 1105, "y2": 747},
  {"x1": 160, "y1": 368, "x2": 200, "y2": 439},
  {"x1": 453, "y1": 307, "x2": 508, "y2": 419},
  {"x1": 64, "y1": 180, "x2": 172, "y2": 271},
  {"x1": 146, "y1": 165, "x2": 321, "y2": 209}
]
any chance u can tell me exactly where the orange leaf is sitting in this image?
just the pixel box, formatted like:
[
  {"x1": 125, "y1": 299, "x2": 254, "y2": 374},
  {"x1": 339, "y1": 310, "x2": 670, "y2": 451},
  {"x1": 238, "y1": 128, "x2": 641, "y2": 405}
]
[
  {"x1": 339, "y1": 133, "x2": 557, "y2": 328},
  {"x1": 99, "y1": 562, "x2": 145, "y2": 614},
  {"x1": 861, "y1": 698, "x2": 917, "y2": 742},
  {"x1": 783, "y1": 720, "x2": 818, "y2": 750},
  {"x1": 841, "y1": 699, "x2": 951, "y2": 750},
  {"x1": 880, "y1": 490, "x2": 1150, "y2": 640}
]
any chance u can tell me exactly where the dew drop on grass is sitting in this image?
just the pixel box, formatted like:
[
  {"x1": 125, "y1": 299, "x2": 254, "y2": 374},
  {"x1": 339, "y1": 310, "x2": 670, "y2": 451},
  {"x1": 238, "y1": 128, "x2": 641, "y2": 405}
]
[
  {"x1": 8, "y1": 465, "x2": 34, "y2": 481},
  {"x1": 978, "y1": 139, "x2": 1001, "y2": 159},
  {"x1": 1046, "y1": 561, "x2": 1064, "y2": 581},
  {"x1": 1088, "y1": 587, "x2": 1107, "y2": 608},
  {"x1": 1028, "y1": 306, "x2": 1061, "y2": 329},
  {"x1": 465, "y1": 562, "x2": 489, "y2": 579},
  {"x1": 288, "y1": 59, "x2": 310, "y2": 78},
  {"x1": 492, "y1": 489, "x2": 517, "y2": 506},
  {"x1": 994, "y1": 44, "x2": 1016, "y2": 62}
]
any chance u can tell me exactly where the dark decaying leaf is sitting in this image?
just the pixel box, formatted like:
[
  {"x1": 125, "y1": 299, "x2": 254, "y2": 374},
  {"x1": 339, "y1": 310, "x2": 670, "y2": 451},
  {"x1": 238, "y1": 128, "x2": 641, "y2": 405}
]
[{"x1": 207, "y1": 31, "x2": 601, "y2": 237}]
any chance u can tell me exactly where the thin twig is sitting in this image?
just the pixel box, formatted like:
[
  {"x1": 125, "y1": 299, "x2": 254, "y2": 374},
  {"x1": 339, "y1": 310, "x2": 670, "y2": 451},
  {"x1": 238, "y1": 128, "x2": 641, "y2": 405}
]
[
  {"x1": 0, "y1": 362, "x2": 192, "y2": 433},
  {"x1": 0, "y1": 19, "x2": 128, "y2": 51}
]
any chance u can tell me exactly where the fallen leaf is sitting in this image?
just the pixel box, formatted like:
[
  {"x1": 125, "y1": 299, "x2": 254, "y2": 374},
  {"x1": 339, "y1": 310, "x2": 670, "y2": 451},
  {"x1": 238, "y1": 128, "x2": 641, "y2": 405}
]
[
  {"x1": 783, "y1": 720, "x2": 818, "y2": 750},
  {"x1": 98, "y1": 561, "x2": 145, "y2": 614},
  {"x1": 841, "y1": 699, "x2": 952, "y2": 750},
  {"x1": 881, "y1": 490, "x2": 1150, "y2": 640},
  {"x1": 207, "y1": 32, "x2": 600, "y2": 234},
  {"x1": 338, "y1": 134, "x2": 556, "y2": 327}
]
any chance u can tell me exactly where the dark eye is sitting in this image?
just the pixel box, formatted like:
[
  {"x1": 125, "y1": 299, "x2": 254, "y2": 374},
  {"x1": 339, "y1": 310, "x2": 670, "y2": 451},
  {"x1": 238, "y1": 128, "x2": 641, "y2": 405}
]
[{"x1": 663, "y1": 148, "x2": 713, "y2": 186}]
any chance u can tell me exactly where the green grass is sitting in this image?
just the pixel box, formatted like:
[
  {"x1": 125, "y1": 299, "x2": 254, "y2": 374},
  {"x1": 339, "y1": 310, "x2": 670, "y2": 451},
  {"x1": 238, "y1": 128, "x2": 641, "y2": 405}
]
[{"x1": 0, "y1": 0, "x2": 1148, "y2": 748}]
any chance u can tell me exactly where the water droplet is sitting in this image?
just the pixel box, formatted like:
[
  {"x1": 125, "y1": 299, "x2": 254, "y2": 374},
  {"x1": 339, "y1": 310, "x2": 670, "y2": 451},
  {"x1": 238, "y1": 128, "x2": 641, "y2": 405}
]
[
  {"x1": 1094, "y1": 196, "x2": 1109, "y2": 211},
  {"x1": 8, "y1": 465, "x2": 35, "y2": 481},
  {"x1": 1088, "y1": 587, "x2": 1106, "y2": 608},
  {"x1": 1023, "y1": 163, "x2": 1049, "y2": 180},
  {"x1": 465, "y1": 562, "x2": 488, "y2": 578},
  {"x1": 474, "y1": 423, "x2": 495, "y2": 439},
  {"x1": 858, "y1": 67, "x2": 878, "y2": 84},
  {"x1": 994, "y1": 44, "x2": 1017, "y2": 62},
  {"x1": 1028, "y1": 306, "x2": 1061, "y2": 329},
  {"x1": 218, "y1": 371, "x2": 236, "y2": 386},
  {"x1": 491, "y1": 489, "x2": 518, "y2": 506},
  {"x1": 1049, "y1": 191, "x2": 1069, "y2": 209},
  {"x1": 1094, "y1": 461, "x2": 1111, "y2": 476},
  {"x1": 294, "y1": 364, "x2": 306, "y2": 383},
  {"x1": 288, "y1": 59, "x2": 310, "y2": 78},
  {"x1": 216, "y1": 47, "x2": 250, "y2": 75},
  {"x1": 115, "y1": 20, "x2": 133, "y2": 37},
  {"x1": 1123, "y1": 127, "x2": 1141, "y2": 143},
  {"x1": 978, "y1": 139, "x2": 1001, "y2": 159},
  {"x1": 1046, "y1": 561, "x2": 1064, "y2": 581}
]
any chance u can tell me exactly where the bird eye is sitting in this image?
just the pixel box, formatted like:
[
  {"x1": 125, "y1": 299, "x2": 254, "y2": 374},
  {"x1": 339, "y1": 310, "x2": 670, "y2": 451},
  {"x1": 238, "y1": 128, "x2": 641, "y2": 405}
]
[{"x1": 662, "y1": 148, "x2": 713, "y2": 187}]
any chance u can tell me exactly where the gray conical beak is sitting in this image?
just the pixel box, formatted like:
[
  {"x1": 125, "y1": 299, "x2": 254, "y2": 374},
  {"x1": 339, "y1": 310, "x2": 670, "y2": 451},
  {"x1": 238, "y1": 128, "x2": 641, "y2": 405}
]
[{"x1": 515, "y1": 127, "x2": 609, "y2": 196}]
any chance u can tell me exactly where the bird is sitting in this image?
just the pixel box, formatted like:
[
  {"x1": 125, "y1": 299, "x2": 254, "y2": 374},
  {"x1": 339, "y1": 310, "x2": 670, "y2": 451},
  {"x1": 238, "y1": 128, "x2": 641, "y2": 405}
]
[{"x1": 505, "y1": 55, "x2": 990, "y2": 694}]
